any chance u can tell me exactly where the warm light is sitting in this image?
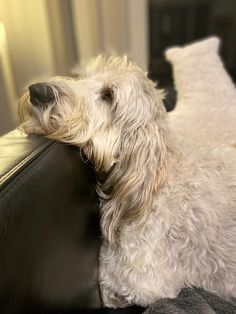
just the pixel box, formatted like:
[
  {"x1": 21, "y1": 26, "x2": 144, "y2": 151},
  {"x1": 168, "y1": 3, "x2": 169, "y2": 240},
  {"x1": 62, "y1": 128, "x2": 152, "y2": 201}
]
[
  {"x1": 0, "y1": 21, "x2": 18, "y2": 124},
  {"x1": 0, "y1": 22, "x2": 6, "y2": 41}
]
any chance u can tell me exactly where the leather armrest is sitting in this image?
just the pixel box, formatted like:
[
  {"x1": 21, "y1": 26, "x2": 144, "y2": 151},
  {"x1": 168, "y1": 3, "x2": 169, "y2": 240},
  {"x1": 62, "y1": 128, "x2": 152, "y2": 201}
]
[{"x1": 0, "y1": 129, "x2": 101, "y2": 312}]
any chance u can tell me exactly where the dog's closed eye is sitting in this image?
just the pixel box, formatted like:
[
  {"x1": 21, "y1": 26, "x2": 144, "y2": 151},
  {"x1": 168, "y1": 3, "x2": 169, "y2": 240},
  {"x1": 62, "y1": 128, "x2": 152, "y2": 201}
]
[{"x1": 101, "y1": 87, "x2": 114, "y2": 103}]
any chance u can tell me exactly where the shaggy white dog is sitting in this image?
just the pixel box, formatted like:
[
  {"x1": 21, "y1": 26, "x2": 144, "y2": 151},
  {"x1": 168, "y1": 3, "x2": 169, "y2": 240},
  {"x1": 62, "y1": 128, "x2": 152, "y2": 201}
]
[{"x1": 19, "y1": 37, "x2": 236, "y2": 308}]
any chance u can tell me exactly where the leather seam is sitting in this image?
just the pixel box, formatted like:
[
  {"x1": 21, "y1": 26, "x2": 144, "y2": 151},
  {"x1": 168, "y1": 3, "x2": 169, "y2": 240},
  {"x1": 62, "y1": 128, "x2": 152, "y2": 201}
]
[{"x1": 0, "y1": 141, "x2": 57, "y2": 191}]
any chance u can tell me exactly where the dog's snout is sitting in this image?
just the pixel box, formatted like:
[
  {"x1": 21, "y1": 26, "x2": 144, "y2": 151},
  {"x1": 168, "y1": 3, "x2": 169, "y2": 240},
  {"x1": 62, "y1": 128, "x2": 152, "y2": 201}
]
[{"x1": 29, "y1": 83, "x2": 54, "y2": 107}]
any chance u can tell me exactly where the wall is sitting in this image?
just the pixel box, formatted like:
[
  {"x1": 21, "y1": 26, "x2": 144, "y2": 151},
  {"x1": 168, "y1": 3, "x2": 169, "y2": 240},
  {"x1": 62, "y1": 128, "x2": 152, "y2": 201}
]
[
  {"x1": 0, "y1": 0, "x2": 76, "y2": 135},
  {"x1": 72, "y1": 0, "x2": 149, "y2": 70}
]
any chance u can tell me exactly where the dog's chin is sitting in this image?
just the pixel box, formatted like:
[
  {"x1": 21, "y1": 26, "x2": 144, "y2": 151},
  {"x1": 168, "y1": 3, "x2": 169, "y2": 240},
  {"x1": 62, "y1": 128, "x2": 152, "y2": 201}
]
[
  {"x1": 20, "y1": 109, "x2": 53, "y2": 136},
  {"x1": 20, "y1": 119, "x2": 45, "y2": 136}
]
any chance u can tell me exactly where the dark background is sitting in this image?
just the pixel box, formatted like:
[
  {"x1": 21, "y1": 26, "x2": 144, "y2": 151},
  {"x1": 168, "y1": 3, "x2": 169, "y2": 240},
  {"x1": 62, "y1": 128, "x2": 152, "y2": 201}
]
[{"x1": 149, "y1": 0, "x2": 236, "y2": 86}]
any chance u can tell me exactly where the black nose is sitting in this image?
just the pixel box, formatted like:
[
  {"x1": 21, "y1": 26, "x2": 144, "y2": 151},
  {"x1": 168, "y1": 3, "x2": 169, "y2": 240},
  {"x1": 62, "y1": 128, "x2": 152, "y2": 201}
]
[{"x1": 29, "y1": 83, "x2": 54, "y2": 107}]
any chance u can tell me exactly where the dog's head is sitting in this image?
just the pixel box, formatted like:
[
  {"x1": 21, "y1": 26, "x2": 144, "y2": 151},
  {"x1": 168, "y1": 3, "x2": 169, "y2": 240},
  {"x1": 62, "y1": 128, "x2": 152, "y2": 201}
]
[
  {"x1": 19, "y1": 56, "x2": 171, "y2": 242},
  {"x1": 19, "y1": 56, "x2": 166, "y2": 172}
]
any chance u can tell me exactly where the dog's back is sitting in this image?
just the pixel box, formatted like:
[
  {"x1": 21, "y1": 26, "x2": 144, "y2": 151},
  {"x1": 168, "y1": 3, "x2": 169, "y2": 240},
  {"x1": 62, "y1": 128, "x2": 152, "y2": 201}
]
[
  {"x1": 166, "y1": 37, "x2": 236, "y2": 180},
  {"x1": 163, "y1": 37, "x2": 236, "y2": 299}
]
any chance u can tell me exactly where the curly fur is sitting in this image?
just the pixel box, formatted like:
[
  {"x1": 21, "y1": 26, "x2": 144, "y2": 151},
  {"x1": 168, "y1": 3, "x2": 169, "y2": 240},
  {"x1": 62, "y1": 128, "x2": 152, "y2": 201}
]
[{"x1": 19, "y1": 39, "x2": 236, "y2": 308}]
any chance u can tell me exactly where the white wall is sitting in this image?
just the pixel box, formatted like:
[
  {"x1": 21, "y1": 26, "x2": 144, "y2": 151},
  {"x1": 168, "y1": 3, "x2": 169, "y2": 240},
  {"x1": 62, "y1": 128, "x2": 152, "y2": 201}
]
[
  {"x1": 0, "y1": 0, "x2": 75, "y2": 134},
  {"x1": 0, "y1": 22, "x2": 16, "y2": 134},
  {"x1": 72, "y1": 0, "x2": 103, "y2": 61},
  {"x1": 72, "y1": 0, "x2": 149, "y2": 70},
  {"x1": 126, "y1": 0, "x2": 149, "y2": 70},
  {"x1": 0, "y1": 0, "x2": 56, "y2": 95}
]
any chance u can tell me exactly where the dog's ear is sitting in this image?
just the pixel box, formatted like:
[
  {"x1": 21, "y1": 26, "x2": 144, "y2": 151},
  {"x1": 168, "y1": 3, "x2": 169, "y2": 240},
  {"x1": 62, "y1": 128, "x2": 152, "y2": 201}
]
[
  {"x1": 100, "y1": 120, "x2": 174, "y2": 244},
  {"x1": 97, "y1": 80, "x2": 174, "y2": 244}
]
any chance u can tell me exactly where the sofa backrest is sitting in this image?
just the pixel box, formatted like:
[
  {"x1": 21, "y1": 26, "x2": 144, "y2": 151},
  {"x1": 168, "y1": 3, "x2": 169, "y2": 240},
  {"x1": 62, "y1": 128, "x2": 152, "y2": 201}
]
[{"x1": 0, "y1": 130, "x2": 101, "y2": 313}]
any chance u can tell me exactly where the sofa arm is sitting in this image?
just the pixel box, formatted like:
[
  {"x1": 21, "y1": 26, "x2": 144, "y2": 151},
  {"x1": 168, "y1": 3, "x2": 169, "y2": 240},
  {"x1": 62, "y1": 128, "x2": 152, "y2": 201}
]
[{"x1": 0, "y1": 129, "x2": 101, "y2": 312}]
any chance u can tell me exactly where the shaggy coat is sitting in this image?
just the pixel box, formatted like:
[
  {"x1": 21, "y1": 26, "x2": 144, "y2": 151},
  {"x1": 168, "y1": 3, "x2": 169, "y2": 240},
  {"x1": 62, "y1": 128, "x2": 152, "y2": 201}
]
[{"x1": 19, "y1": 39, "x2": 236, "y2": 307}]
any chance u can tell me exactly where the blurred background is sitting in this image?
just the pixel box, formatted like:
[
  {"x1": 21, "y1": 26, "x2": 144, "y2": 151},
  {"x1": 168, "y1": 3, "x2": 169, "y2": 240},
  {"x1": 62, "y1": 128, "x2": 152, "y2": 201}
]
[{"x1": 0, "y1": 0, "x2": 236, "y2": 136}]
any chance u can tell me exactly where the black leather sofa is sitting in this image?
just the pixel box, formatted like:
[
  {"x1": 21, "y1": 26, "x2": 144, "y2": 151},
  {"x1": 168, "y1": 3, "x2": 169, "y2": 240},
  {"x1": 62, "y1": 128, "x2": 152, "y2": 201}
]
[
  {"x1": 0, "y1": 130, "x2": 144, "y2": 314},
  {"x1": 0, "y1": 129, "x2": 101, "y2": 313}
]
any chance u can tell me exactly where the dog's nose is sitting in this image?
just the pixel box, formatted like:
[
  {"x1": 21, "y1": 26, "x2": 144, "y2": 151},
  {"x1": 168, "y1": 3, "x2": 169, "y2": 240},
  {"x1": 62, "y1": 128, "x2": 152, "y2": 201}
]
[{"x1": 29, "y1": 83, "x2": 54, "y2": 107}]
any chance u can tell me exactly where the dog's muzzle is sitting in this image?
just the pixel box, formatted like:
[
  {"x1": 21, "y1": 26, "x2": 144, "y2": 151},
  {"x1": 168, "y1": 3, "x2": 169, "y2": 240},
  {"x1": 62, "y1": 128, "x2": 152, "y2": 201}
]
[{"x1": 29, "y1": 83, "x2": 54, "y2": 108}]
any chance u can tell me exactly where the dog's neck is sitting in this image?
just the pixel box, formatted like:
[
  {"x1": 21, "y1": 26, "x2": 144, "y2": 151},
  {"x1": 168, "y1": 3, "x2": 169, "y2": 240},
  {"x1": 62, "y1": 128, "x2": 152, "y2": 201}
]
[{"x1": 96, "y1": 121, "x2": 179, "y2": 244}]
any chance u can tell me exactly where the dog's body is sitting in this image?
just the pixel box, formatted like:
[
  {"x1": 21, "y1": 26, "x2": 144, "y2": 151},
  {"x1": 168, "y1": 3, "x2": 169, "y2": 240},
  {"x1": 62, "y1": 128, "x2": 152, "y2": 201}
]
[
  {"x1": 100, "y1": 89, "x2": 236, "y2": 307},
  {"x1": 19, "y1": 48, "x2": 236, "y2": 307}
]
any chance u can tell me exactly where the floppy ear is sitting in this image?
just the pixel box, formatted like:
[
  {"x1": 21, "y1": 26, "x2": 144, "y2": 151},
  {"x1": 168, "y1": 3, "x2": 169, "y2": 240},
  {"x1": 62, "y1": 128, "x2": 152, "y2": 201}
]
[
  {"x1": 99, "y1": 117, "x2": 174, "y2": 244},
  {"x1": 94, "y1": 79, "x2": 175, "y2": 244}
]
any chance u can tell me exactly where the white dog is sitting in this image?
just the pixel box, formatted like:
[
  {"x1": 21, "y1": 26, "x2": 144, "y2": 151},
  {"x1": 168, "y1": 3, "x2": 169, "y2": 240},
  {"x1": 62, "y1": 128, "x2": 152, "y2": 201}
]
[{"x1": 19, "y1": 47, "x2": 236, "y2": 308}]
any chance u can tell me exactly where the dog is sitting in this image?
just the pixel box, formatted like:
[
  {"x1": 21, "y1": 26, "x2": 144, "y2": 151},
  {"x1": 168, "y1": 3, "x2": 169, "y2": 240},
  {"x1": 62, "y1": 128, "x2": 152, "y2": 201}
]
[{"x1": 19, "y1": 56, "x2": 236, "y2": 308}]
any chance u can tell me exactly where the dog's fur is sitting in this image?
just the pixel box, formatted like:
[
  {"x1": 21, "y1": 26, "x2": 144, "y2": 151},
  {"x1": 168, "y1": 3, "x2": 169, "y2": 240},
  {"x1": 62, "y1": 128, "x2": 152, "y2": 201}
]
[{"x1": 19, "y1": 55, "x2": 236, "y2": 307}]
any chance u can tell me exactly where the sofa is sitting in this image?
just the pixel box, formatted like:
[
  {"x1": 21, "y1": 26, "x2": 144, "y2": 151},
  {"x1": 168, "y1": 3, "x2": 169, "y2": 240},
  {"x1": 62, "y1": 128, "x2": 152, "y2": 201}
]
[
  {"x1": 0, "y1": 129, "x2": 148, "y2": 314},
  {"x1": 0, "y1": 130, "x2": 103, "y2": 313}
]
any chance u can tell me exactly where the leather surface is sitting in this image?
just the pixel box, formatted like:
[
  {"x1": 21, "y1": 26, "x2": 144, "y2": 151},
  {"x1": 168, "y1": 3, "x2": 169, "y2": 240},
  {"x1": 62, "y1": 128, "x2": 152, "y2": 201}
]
[
  {"x1": 0, "y1": 130, "x2": 53, "y2": 189},
  {"x1": 0, "y1": 129, "x2": 102, "y2": 313}
]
